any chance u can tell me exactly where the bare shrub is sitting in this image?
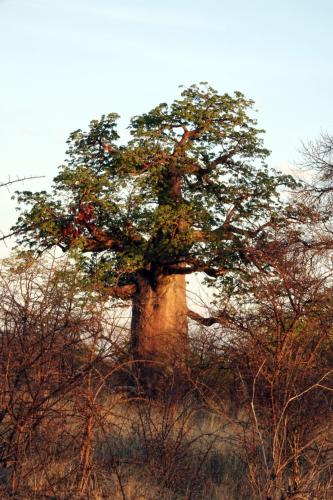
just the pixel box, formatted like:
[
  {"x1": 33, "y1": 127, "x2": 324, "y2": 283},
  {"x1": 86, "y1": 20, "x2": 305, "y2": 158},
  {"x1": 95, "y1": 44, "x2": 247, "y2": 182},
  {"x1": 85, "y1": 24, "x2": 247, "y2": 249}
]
[
  {"x1": 193, "y1": 231, "x2": 333, "y2": 498},
  {"x1": 0, "y1": 253, "x2": 126, "y2": 498}
]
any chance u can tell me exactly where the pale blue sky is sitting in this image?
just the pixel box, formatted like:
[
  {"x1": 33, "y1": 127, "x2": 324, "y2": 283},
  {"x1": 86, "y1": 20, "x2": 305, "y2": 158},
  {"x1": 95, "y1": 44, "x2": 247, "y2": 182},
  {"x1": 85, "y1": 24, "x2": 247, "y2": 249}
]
[{"x1": 1, "y1": 0, "x2": 333, "y2": 254}]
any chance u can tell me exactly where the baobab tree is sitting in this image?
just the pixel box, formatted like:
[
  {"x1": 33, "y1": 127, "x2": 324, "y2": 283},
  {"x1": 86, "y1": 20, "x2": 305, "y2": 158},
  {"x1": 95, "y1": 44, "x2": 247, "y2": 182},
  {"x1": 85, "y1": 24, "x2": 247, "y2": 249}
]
[{"x1": 13, "y1": 84, "x2": 296, "y2": 372}]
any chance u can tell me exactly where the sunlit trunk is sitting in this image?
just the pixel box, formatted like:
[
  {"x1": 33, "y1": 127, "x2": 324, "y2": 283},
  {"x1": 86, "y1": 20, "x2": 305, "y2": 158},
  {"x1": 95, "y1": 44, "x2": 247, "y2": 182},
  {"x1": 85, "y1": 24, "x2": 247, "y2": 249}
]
[{"x1": 130, "y1": 271, "x2": 188, "y2": 390}]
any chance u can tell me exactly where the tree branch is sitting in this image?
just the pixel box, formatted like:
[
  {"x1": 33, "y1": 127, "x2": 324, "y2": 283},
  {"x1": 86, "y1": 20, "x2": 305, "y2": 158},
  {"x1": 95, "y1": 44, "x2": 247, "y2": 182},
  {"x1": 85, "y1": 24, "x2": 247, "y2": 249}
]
[
  {"x1": 79, "y1": 236, "x2": 124, "y2": 253},
  {"x1": 163, "y1": 263, "x2": 198, "y2": 274},
  {"x1": 191, "y1": 225, "x2": 254, "y2": 243},
  {"x1": 101, "y1": 283, "x2": 137, "y2": 299},
  {"x1": 0, "y1": 176, "x2": 44, "y2": 189},
  {"x1": 187, "y1": 308, "x2": 229, "y2": 327}
]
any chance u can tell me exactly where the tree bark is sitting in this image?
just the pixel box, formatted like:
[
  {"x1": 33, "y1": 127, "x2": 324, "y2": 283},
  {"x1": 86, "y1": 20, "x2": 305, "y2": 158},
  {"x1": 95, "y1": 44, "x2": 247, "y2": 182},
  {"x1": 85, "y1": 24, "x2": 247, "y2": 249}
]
[{"x1": 131, "y1": 270, "x2": 188, "y2": 379}]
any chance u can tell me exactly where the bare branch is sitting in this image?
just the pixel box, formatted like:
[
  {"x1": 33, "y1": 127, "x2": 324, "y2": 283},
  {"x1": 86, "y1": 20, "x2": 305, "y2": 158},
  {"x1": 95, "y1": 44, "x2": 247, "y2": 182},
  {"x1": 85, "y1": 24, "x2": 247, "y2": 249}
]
[
  {"x1": 187, "y1": 308, "x2": 229, "y2": 327},
  {"x1": 0, "y1": 175, "x2": 44, "y2": 189},
  {"x1": 99, "y1": 283, "x2": 137, "y2": 299}
]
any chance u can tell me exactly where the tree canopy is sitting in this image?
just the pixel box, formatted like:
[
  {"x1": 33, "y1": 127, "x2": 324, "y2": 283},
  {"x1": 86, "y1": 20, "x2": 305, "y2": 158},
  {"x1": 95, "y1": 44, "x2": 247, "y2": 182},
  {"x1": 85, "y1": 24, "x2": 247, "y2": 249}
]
[{"x1": 13, "y1": 84, "x2": 297, "y2": 295}]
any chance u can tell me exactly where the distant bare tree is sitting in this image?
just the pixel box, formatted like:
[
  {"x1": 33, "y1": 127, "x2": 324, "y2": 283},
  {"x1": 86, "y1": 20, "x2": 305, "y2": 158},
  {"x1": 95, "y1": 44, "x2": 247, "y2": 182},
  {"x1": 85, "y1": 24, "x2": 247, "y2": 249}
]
[{"x1": 302, "y1": 132, "x2": 333, "y2": 205}]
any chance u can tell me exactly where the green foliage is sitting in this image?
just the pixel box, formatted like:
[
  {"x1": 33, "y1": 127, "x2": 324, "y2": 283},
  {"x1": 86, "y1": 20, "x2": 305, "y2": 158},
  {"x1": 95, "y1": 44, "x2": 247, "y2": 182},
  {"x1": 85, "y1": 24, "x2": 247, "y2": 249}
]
[{"x1": 13, "y1": 84, "x2": 298, "y2": 289}]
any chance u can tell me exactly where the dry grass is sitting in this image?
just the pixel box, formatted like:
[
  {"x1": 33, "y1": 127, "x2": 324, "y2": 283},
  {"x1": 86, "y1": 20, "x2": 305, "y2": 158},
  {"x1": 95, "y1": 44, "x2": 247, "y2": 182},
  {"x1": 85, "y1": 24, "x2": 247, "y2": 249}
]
[
  {"x1": 0, "y1": 386, "x2": 254, "y2": 499},
  {"x1": 1, "y1": 364, "x2": 332, "y2": 499}
]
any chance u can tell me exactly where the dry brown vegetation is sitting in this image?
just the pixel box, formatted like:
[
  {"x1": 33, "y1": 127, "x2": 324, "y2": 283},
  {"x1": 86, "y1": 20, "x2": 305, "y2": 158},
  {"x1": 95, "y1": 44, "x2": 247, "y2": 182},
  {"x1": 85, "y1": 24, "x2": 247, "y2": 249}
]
[{"x1": 0, "y1": 228, "x2": 333, "y2": 499}]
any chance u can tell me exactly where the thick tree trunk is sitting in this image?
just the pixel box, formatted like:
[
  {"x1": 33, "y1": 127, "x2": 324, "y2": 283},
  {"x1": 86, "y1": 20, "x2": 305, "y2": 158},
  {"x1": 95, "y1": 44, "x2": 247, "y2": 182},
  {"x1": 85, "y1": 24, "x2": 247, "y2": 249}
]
[{"x1": 130, "y1": 271, "x2": 188, "y2": 386}]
